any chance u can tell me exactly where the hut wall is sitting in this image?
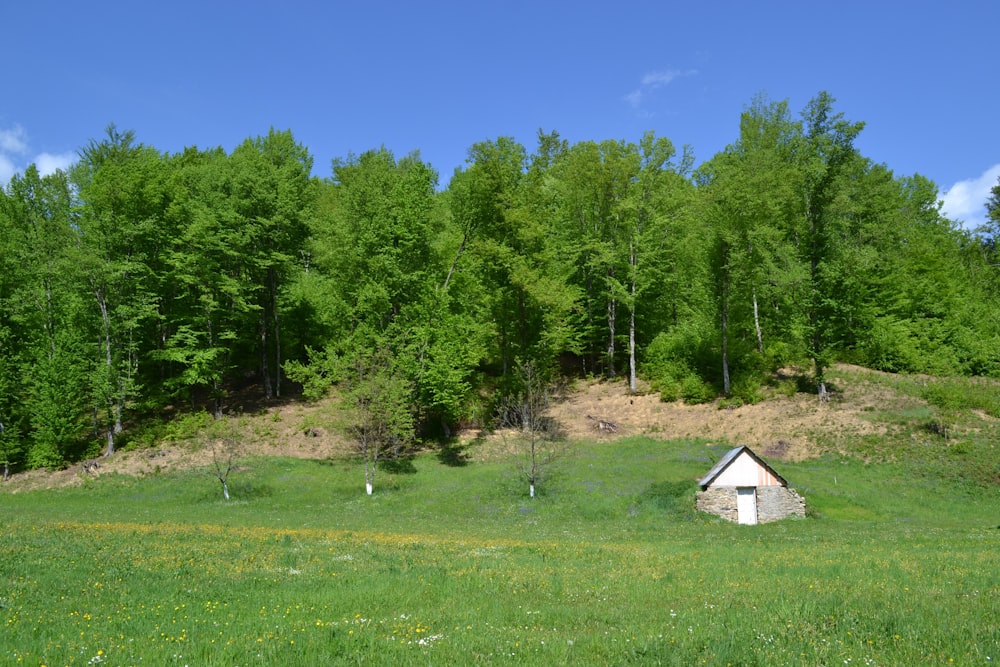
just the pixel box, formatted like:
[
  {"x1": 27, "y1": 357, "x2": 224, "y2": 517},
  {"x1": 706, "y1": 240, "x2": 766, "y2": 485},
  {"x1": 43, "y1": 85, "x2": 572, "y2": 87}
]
[
  {"x1": 695, "y1": 487, "x2": 738, "y2": 522},
  {"x1": 712, "y1": 452, "x2": 784, "y2": 487},
  {"x1": 696, "y1": 486, "x2": 806, "y2": 523},
  {"x1": 755, "y1": 486, "x2": 806, "y2": 522}
]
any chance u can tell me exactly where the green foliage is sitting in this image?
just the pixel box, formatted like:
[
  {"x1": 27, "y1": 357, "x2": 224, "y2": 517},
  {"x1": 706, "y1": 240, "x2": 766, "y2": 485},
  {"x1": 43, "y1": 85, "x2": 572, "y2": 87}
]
[
  {"x1": 642, "y1": 328, "x2": 716, "y2": 403},
  {"x1": 857, "y1": 315, "x2": 920, "y2": 372},
  {"x1": 729, "y1": 370, "x2": 765, "y2": 405},
  {"x1": 5, "y1": 96, "x2": 1000, "y2": 471},
  {"x1": 160, "y1": 411, "x2": 217, "y2": 444}
]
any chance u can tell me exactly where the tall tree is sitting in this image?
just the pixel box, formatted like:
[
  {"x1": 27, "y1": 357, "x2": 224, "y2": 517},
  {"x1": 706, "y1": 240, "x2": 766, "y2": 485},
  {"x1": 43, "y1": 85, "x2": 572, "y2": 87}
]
[
  {"x1": 798, "y1": 92, "x2": 865, "y2": 399},
  {"x1": 449, "y1": 138, "x2": 531, "y2": 376},
  {"x1": 620, "y1": 132, "x2": 695, "y2": 392},
  {"x1": 156, "y1": 146, "x2": 252, "y2": 417},
  {"x1": 72, "y1": 125, "x2": 166, "y2": 454},
  {"x1": 697, "y1": 98, "x2": 805, "y2": 396},
  {"x1": 552, "y1": 139, "x2": 638, "y2": 377},
  {"x1": 287, "y1": 148, "x2": 488, "y2": 435},
  {"x1": 3, "y1": 167, "x2": 90, "y2": 466},
  {"x1": 227, "y1": 129, "x2": 314, "y2": 399}
]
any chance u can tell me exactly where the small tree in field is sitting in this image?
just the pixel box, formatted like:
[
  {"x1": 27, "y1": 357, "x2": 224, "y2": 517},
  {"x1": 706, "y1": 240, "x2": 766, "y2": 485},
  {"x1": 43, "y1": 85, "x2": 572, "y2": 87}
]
[
  {"x1": 496, "y1": 360, "x2": 567, "y2": 498},
  {"x1": 342, "y1": 348, "x2": 415, "y2": 496},
  {"x1": 204, "y1": 422, "x2": 243, "y2": 501}
]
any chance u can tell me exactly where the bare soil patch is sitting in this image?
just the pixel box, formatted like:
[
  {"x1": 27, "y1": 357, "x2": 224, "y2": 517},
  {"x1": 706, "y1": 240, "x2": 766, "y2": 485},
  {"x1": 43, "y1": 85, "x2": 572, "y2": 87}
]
[
  {"x1": 1, "y1": 365, "x2": 921, "y2": 492},
  {"x1": 545, "y1": 377, "x2": 886, "y2": 462}
]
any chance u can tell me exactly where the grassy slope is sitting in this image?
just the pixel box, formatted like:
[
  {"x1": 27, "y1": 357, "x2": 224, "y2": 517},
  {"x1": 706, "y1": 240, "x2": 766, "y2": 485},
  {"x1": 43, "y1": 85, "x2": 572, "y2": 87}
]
[{"x1": 1, "y1": 367, "x2": 998, "y2": 665}]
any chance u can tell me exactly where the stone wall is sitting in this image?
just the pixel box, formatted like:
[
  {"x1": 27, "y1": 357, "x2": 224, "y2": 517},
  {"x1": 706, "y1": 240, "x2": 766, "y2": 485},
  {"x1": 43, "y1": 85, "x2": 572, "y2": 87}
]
[
  {"x1": 696, "y1": 486, "x2": 806, "y2": 523},
  {"x1": 695, "y1": 486, "x2": 738, "y2": 522},
  {"x1": 756, "y1": 485, "x2": 806, "y2": 522}
]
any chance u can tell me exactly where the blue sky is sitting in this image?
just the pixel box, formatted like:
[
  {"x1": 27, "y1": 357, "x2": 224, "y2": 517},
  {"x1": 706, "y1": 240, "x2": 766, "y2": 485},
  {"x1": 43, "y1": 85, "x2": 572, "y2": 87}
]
[{"x1": 3, "y1": 1, "x2": 998, "y2": 228}]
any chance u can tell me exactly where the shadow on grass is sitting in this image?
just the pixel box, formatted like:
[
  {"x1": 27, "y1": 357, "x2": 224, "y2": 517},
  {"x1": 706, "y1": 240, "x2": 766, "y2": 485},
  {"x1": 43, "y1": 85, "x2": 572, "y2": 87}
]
[
  {"x1": 436, "y1": 441, "x2": 471, "y2": 467},
  {"x1": 436, "y1": 430, "x2": 491, "y2": 467},
  {"x1": 197, "y1": 479, "x2": 275, "y2": 503},
  {"x1": 637, "y1": 479, "x2": 699, "y2": 520},
  {"x1": 379, "y1": 456, "x2": 417, "y2": 475}
]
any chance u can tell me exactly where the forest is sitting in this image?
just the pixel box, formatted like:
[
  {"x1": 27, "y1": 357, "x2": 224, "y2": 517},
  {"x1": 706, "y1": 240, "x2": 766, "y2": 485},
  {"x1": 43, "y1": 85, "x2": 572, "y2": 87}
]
[{"x1": 2, "y1": 91, "x2": 1000, "y2": 473}]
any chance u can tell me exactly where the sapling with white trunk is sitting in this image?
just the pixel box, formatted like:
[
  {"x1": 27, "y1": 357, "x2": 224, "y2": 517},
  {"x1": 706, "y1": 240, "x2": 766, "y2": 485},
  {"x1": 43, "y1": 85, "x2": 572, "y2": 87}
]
[
  {"x1": 496, "y1": 360, "x2": 567, "y2": 499},
  {"x1": 205, "y1": 423, "x2": 243, "y2": 501},
  {"x1": 341, "y1": 347, "x2": 415, "y2": 496}
]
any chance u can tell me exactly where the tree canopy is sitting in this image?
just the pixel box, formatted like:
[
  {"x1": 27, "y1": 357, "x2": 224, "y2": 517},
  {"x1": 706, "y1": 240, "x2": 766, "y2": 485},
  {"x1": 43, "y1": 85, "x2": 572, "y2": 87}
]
[{"x1": 2, "y1": 94, "x2": 998, "y2": 472}]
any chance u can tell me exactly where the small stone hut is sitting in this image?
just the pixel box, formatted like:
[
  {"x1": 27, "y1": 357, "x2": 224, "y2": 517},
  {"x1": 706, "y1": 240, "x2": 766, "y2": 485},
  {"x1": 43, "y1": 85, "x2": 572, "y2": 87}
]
[{"x1": 696, "y1": 445, "x2": 805, "y2": 524}]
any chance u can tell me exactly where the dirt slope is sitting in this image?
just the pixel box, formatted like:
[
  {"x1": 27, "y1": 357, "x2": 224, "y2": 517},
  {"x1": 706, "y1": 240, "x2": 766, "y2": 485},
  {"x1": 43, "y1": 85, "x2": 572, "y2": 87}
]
[{"x1": 2, "y1": 365, "x2": 917, "y2": 492}]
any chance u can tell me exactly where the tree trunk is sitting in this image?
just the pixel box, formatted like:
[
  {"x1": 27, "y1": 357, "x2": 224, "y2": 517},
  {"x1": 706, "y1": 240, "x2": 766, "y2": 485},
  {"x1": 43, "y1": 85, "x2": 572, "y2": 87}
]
[
  {"x1": 364, "y1": 453, "x2": 375, "y2": 495},
  {"x1": 816, "y1": 357, "x2": 829, "y2": 403},
  {"x1": 222, "y1": 479, "x2": 230, "y2": 501},
  {"x1": 629, "y1": 240, "x2": 638, "y2": 393},
  {"x1": 721, "y1": 273, "x2": 731, "y2": 396},
  {"x1": 260, "y1": 311, "x2": 272, "y2": 400},
  {"x1": 96, "y1": 287, "x2": 115, "y2": 456},
  {"x1": 606, "y1": 296, "x2": 616, "y2": 379},
  {"x1": 270, "y1": 270, "x2": 282, "y2": 398},
  {"x1": 528, "y1": 432, "x2": 536, "y2": 498},
  {"x1": 752, "y1": 287, "x2": 764, "y2": 354}
]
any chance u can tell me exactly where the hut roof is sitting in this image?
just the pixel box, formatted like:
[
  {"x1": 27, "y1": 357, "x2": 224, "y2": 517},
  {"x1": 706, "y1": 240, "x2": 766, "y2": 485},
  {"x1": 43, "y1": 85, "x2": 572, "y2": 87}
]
[{"x1": 698, "y1": 445, "x2": 788, "y2": 489}]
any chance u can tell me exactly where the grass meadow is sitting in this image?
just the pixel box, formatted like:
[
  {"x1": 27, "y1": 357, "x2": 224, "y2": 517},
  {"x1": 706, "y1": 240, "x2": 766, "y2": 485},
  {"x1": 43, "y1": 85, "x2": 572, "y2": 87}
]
[{"x1": 1, "y1": 433, "x2": 998, "y2": 665}]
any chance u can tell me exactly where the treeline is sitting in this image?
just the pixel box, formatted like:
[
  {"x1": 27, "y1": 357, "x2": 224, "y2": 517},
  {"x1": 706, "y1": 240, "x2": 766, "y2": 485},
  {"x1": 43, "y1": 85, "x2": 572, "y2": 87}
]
[{"x1": 2, "y1": 92, "x2": 1000, "y2": 472}]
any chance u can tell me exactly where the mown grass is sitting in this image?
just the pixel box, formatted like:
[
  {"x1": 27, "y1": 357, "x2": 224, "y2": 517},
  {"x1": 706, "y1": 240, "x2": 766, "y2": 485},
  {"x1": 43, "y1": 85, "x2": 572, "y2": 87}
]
[{"x1": 1, "y1": 435, "x2": 998, "y2": 665}]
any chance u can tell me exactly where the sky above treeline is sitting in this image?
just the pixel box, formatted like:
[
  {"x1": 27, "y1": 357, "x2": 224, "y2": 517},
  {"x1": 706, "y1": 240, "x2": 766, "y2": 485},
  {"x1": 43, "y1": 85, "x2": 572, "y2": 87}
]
[{"x1": 2, "y1": 1, "x2": 998, "y2": 229}]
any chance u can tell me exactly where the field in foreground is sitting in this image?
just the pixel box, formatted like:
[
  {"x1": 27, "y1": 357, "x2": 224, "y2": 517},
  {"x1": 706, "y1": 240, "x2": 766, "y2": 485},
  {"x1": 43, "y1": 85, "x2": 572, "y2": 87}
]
[{"x1": 1, "y1": 433, "x2": 997, "y2": 666}]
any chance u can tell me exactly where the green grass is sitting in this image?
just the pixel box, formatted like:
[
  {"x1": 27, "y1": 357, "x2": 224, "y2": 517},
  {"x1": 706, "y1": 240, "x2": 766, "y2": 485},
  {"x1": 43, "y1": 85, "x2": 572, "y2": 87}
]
[{"x1": 1, "y1": 437, "x2": 998, "y2": 665}]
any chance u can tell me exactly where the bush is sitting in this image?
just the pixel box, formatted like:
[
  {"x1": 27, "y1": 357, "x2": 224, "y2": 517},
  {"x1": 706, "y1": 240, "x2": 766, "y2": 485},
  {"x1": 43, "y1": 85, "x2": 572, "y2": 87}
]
[
  {"x1": 730, "y1": 372, "x2": 764, "y2": 405},
  {"x1": 27, "y1": 441, "x2": 62, "y2": 470},
  {"x1": 679, "y1": 374, "x2": 715, "y2": 404},
  {"x1": 643, "y1": 329, "x2": 717, "y2": 404},
  {"x1": 858, "y1": 316, "x2": 918, "y2": 373}
]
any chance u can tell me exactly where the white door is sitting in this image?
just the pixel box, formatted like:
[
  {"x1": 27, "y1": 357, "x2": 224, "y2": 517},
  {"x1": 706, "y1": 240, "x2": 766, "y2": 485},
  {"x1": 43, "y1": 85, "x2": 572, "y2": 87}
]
[{"x1": 737, "y1": 487, "x2": 757, "y2": 525}]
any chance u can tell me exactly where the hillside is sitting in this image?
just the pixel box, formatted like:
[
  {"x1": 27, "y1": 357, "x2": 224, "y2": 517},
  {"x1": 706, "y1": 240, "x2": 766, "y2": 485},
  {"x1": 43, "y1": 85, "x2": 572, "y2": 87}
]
[{"x1": 6, "y1": 363, "x2": 994, "y2": 493}]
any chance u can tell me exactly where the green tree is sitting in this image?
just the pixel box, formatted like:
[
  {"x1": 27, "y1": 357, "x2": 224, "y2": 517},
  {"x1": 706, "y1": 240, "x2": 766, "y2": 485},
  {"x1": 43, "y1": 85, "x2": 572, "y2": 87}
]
[
  {"x1": 288, "y1": 147, "x2": 489, "y2": 435},
  {"x1": 72, "y1": 125, "x2": 167, "y2": 454},
  {"x1": 552, "y1": 139, "x2": 638, "y2": 378},
  {"x1": 227, "y1": 129, "x2": 315, "y2": 400},
  {"x1": 697, "y1": 97, "x2": 806, "y2": 397},
  {"x1": 3, "y1": 166, "x2": 90, "y2": 467},
  {"x1": 449, "y1": 138, "x2": 532, "y2": 376},
  {"x1": 155, "y1": 147, "x2": 251, "y2": 417},
  {"x1": 340, "y1": 347, "x2": 415, "y2": 496},
  {"x1": 798, "y1": 92, "x2": 865, "y2": 399},
  {"x1": 853, "y1": 170, "x2": 995, "y2": 375},
  {"x1": 619, "y1": 132, "x2": 695, "y2": 392}
]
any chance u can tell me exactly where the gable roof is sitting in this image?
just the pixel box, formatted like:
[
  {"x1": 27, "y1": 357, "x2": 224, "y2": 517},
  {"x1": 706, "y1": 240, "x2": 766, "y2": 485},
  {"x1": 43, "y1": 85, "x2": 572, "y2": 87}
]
[{"x1": 698, "y1": 445, "x2": 788, "y2": 489}]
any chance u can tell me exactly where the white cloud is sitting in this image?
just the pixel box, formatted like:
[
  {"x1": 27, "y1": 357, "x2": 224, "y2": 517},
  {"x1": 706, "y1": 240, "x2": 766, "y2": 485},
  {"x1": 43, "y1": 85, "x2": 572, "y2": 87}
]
[
  {"x1": 625, "y1": 89, "x2": 644, "y2": 108},
  {"x1": 625, "y1": 69, "x2": 697, "y2": 110},
  {"x1": 35, "y1": 151, "x2": 76, "y2": 176},
  {"x1": 940, "y1": 163, "x2": 1000, "y2": 231},
  {"x1": 0, "y1": 124, "x2": 76, "y2": 186},
  {"x1": 0, "y1": 125, "x2": 28, "y2": 154}
]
